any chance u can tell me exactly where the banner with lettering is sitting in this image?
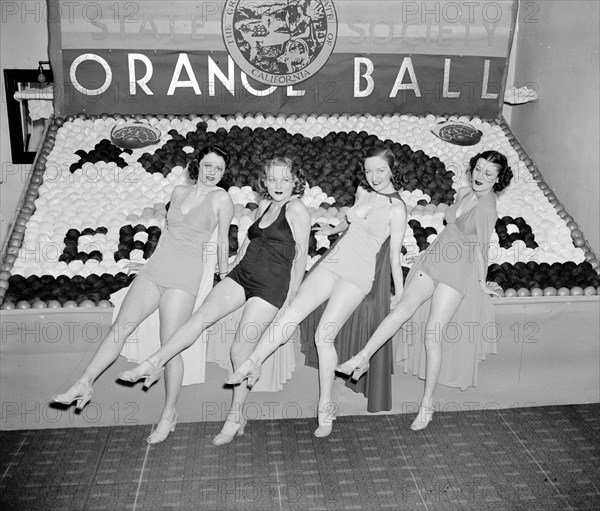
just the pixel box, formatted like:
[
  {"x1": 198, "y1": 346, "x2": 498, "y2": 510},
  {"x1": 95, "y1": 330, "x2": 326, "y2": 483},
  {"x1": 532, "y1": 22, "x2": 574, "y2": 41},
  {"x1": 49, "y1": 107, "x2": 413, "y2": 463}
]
[{"x1": 47, "y1": 0, "x2": 517, "y2": 117}]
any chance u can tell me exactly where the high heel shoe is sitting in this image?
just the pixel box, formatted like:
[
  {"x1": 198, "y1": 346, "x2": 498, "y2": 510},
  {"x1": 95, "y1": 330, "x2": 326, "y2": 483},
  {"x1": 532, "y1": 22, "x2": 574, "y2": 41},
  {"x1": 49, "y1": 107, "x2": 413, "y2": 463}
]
[
  {"x1": 117, "y1": 359, "x2": 162, "y2": 389},
  {"x1": 52, "y1": 380, "x2": 93, "y2": 410},
  {"x1": 410, "y1": 402, "x2": 435, "y2": 431},
  {"x1": 212, "y1": 417, "x2": 247, "y2": 445},
  {"x1": 147, "y1": 413, "x2": 178, "y2": 444},
  {"x1": 314, "y1": 405, "x2": 337, "y2": 438},
  {"x1": 225, "y1": 357, "x2": 261, "y2": 388},
  {"x1": 336, "y1": 353, "x2": 370, "y2": 381}
]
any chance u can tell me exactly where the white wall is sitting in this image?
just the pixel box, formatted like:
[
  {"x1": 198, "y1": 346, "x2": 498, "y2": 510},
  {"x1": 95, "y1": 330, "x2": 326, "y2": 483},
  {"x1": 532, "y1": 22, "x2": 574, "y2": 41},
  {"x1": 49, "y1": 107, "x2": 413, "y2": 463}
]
[
  {"x1": 0, "y1": 1, "x2": 49, "y2": 249},
  {"x1": 504, "y1": 0, "x2": 600, "y2": 253},
  {"x1": 502, "y1": 18, "x2": 519, "y2": 126}
]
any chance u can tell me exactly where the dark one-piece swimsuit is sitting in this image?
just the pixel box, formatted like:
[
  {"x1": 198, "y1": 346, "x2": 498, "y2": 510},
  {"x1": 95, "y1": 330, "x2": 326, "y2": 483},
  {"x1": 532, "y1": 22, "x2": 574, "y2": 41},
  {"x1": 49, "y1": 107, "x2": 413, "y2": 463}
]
[{"x1": 226, "y1": 202, "x2": 296, "y2": 308}]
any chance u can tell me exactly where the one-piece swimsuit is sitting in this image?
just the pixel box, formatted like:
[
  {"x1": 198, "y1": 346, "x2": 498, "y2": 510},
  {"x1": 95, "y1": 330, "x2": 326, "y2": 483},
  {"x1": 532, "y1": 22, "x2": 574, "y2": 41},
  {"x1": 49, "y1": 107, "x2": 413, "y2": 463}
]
[
  {"x1": 138, "y1": 187, "x2": 218, "y2": 296},
  {"x1": 318, "y1": 191, "x2": 402, "y2": 294},
  {"x1": 227, "y1": 202, "x2": 296, "y2": 308},
  {"x1": 408, "y1": 191, "x2": 497, "y2": 296}
]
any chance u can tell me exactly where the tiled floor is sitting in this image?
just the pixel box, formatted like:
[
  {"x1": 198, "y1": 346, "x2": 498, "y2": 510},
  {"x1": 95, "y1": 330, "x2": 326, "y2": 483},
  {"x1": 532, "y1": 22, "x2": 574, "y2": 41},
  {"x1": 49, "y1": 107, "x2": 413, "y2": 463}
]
[{"x1": 1, "y1": 404, "x2": 599, "y2": 510}]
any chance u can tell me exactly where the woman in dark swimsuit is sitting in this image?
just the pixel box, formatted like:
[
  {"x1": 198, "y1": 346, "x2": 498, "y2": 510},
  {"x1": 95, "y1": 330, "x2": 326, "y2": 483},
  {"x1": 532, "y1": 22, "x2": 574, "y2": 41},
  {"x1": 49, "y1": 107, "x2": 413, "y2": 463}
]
[
  {"x1": 227, "y1": 147, "x2": 407, "y2": 438},
  {"x1": 118, "y1": 157, "x2": 311, "y2": 445}
]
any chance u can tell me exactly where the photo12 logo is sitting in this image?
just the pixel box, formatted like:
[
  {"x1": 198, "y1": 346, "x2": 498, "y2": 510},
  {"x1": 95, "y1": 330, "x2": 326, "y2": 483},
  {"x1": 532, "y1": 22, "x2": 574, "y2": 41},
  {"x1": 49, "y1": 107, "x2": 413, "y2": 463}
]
[{"x1": 222, "y1": 0, "x2": 338, "y2": 86}]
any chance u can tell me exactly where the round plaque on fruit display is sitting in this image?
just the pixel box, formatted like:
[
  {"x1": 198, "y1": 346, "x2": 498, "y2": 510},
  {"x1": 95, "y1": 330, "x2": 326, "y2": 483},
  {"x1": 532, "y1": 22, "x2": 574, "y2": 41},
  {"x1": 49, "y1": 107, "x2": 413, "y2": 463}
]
[
  {"x1": 431, "y1": 121, "x2": 483, "y2": 146},
  {"x1": 110, "y1": 122, "x2": 161, "y2": 149}
]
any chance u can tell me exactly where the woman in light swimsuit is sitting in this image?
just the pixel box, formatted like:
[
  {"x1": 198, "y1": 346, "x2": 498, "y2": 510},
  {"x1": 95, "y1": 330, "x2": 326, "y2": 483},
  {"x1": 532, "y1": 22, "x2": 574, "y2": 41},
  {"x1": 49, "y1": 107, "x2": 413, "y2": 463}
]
[{"x1": 52, "y1": 146, "x2": 234, "y2": 444}]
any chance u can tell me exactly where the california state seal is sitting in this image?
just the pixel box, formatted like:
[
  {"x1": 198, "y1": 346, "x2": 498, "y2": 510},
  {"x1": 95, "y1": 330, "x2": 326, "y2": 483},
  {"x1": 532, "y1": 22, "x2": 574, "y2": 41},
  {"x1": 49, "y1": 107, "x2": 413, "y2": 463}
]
[{"x1": 222, "y1": 0, "x2": 338, "y2": 86}]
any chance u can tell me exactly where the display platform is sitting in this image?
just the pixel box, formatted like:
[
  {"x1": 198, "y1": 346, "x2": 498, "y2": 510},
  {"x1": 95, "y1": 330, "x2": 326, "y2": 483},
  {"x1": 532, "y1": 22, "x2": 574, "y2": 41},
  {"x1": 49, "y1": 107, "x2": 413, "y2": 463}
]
[
  {"x1": 1, "y1": 296, "x2": 598, "y2": 431},
  {"x1": 1, "y1": 1, "x2": 598, "y2": 432},
  {"x1": 1, "y1": 112, "x2": 599, "y2": 431}
]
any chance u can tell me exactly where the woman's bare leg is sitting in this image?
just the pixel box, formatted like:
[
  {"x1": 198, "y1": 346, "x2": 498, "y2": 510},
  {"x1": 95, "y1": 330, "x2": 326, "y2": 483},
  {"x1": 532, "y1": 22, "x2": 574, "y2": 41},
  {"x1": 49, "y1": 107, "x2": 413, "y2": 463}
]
[
  {"x1": 213, "y1": 297, "x2": 279, "y2": 445},
  {"x1": 312, "y1": 280, "x2": 366, "y2": 437},
  {"x1": 143, "y1": 288, "x2": 196, "y2": 443},
  {"x1": 120, "y1": 279, "x2": 246, "y2": 378},
  {"x1": 52, "y1": 276, "x2": 162, "y2": 407},
  {"x1": 228, "y1": 298, "x2": 279, "y2": 415},
  {"x1": 420, "y1": 283, "x2": 463, "y2": 406},
  {"x1": 226, "y1": 267, "x2": 338, "y2": 383},
  {"x1": 337, "y1": 271, "x2": 435, "y2": 374},
  {"x1": 410, "y1": 282, "x2": 462, "y2": 431}
]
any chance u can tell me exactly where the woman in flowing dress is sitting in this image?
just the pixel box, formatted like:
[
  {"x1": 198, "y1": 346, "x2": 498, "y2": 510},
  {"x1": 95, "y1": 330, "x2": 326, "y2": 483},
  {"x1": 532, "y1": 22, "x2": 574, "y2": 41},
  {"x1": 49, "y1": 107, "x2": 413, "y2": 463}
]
[{"x1": 337, "y1": 150, "x2": 512, "y2": 431}]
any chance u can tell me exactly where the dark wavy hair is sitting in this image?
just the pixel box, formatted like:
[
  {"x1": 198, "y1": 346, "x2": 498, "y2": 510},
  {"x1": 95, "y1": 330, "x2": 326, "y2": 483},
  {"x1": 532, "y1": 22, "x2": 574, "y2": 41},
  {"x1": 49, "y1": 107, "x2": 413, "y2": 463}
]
[
  {"x1": 468, "y1": 150, "x2": 513, "y2": 193},
  {"x1": 256, "y1": 157, "x2": 307, "y2": 198},
  {"x1": 357, "y1": 147, "x2": 405, "y2": 191},
  {"x1": 188, "y1": 145, "x2": 230, "y2": 183}
]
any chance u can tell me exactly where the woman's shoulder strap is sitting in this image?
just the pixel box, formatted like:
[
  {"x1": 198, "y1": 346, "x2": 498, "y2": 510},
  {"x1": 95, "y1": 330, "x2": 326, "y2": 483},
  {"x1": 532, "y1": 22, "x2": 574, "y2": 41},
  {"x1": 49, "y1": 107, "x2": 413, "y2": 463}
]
[{"x1": 386, "y1": 191, "x2": 404, "y2": 204}]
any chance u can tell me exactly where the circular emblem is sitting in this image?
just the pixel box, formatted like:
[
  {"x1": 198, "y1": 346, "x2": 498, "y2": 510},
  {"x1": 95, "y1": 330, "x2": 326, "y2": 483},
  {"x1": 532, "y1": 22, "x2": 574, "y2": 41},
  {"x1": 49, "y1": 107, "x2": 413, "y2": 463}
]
[
  {"x1": 222, "y1": 0, "x2": 338, "y2": 86},
  {"x1": 110, "y1": 122, "x2": 161, "y2": 149}
]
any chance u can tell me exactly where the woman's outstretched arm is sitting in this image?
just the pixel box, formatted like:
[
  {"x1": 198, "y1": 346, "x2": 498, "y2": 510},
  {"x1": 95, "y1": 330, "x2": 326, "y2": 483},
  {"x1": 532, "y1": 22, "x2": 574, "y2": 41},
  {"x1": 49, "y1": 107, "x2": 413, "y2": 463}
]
[
  {"x1": 389, "y1": 200, "x2": 407, "y2": 308},
  {"x1": 215, "y1": 191, "x2": 235, "y2": 278},
  {"x1": 285, "y1": 198, "x2": 311, "y2": 303}
]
